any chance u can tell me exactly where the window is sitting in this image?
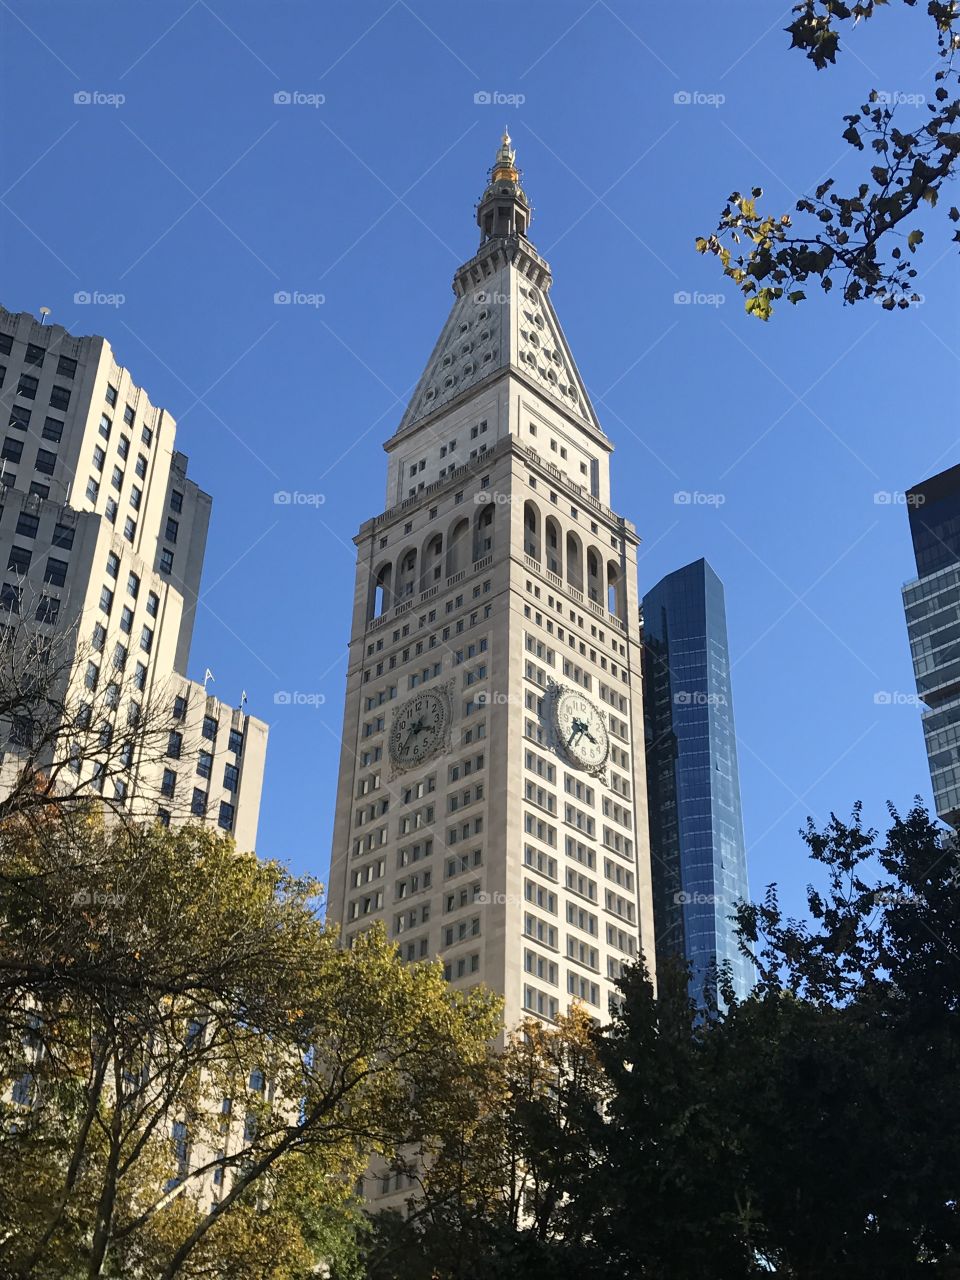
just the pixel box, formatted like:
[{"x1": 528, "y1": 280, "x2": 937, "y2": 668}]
[
  {"x1": 138, "y1": 625, "x2": 152, "y2": 654},
  {"x1": 105, "y1": 499, "x2": 118, "y2": 524},
  {"x1": 161, "y1": 769, "x2": 176, "y2": 798},
  {"x1": 129, "y1": 486, "x2": 141, "y2": 510},
  {"x1": 9, "y1": 405, "x2": 30, "y2": 430},
  {"x1": 123, "y1": 404, "x2": 134, "y2": 424},
  {"x1": 52, "y1": 523, "x2": 73, "y2": 550},
  {"x1": 157, "y1": 807, "x2": 171, "y2": 827},
  {"x1": 118, "y1": 434, "x2": 129, "y2": 459},
  {"x1": 9, "y1": 543, "x2": 33, "y2": 578},
  {"x1": 111, "y1": 465, "x2": 123, "y2": 490},
  {"x1": 35, "y1": 595, "x2": 59, "y2": 624},
  {"x1": 165, "y1": 517, "x2": 179, "y2": 543},
  {"x1": 167, "y1": 731, "x2": 182, "y2": 759},
  {"x1": 135, "y1": 453, "x2": 147, "y2": 479},
  {"x1": 173, "y1": 694, "x2": 187, "y2": 720},
  {"x1": 17, "y1": 374, "x2": 38, "y2": 399},
  {"x1": 160, "y1": 548, "x2": 174, "y2": 575},
  {"x1": 49, "y1": 386, "x2": 70, "y2": 412},
  {"x1": 57, "y1": 355, "x2": 77, "y2": 378},
  {"x1": 202, "y1": 715, "x2": 217, "y2": 742},
  {"x1": 84, "y1": 662, "x2": 99, "y2": 691},
  {"x1": 91, "y1": 622, "x2": 106, "y2": 651},
  {"x1": 171, "y1": 489, "x2": 183, "y2": 513},
  {"x1": 0, "y1": 584, "x2": 21, "y2": 613},
  {"x1": 112, "y1": 642, "x2": 128, "y2": 669},
  {"x1": 146, "y1": 591, "x2": 158, "y2": 617},
  {"x1": 2, "y1": 437, "x2": 23, "y2": 463},
  {"x1": 223, "y1": 762, "x2": 239, "y2": 792},
  {"x1": 120, "y1": 606, "x2": 134, "y2": 634},
  {"x1": 218, "y1": 801, "x2": 235, "y2": 831},
  {"x1": 99, "y1": 414, "x2": 112, "y2": 440},
  {"x1": 29, "y1": 482, "x2": 49, "y2": 499},
  {"x1": 127, "y1": 571, "x2": 140, "y2": 599},
  {"x1": 197, "y1": 750, "x2": 213, "y2": 779},
  {"x1": 106, "y1": 552, "x2": 120, "y2": 579},
  {"x1": 24, "y1": 342, "x2": 44, "y2": 367},
  {"x1": 85, "y1": 478, "x2": 99, "y2": 502},
  {"x1": 191, "y1": 787, "x2": 208, "y2": 817},
  {"x1": 93, "y1": 446, "x2": 106, "y2": 471},
  {"x1": 105, "y1": 383, "x2": 117, "y2": 406},
  {"x1": 99, "y1": 586, "x2": 113, "y2": 614},
  {"x1": 35, "y1": 448, "x2": 56, "y2": 476},
  {"x1": 123, "y1": 517, "x2": 136, "y2": 542},
  {"x1": 44, "y1": 558, "x2": 67, "y2": 587},
  {"x1": 134, "y1": 661, "x2": 147, "y2": 691},
  {"x1": 15, "y1": 512, "x2": 39, "y2": 539},
  {"x1": 141, "y1": 424, "x2": 152, "y2": 446},
  {"x1": 228, "y1": 727, "x2": 243, "y2": 755}
]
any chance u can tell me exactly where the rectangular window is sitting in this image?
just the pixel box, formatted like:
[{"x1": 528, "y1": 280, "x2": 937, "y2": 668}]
[
  {"x1": 9, "y1": 405, "x2": 30, "y2": 430},
  {"x1": 57, "y1": 355, "x2": 77, "y2": 378},
  {"x1": 105, "y1": 383, "x2": 117, "y2": 406},
  {"x1": 228, "y1": 727, "x2": 243, "y2": 755},
  {"x1": 141, "y1": 424, "x2": 153, "y2": 446},
  {"x1": 197, "y1": 750, "x2": 213, "y2": 779},
  {"x1": 17, "y1": 374, "x2": 38, "y2": 399},
  {"x1": 51, "y1": 523, "x2": 73, "y2": 549},
  {"x1": 44, "y1": 558, "x2": 67, "y2": 587},
  {"x1": 49, "y1": 385, "x2": 70, "y2": 411},
  {"x1": 99, "y1": 414, "x2": 112, "y2": 440},
  {"x1": 165, "y1": 517, "x2": 179, "y2": 543},
  {"x1": 173, "y1": 694, "x2": 187, "y2": 720},
  {"x1": 160, "y1": 548, "x2": 174, "y2": 575},
  {"x1": 86, "y1": 478, "x2": 99, "y2": 502},
  {"x1": 123, "y1": 404, "x2": 134, "y2": 425},
  {"x1": 120, "y1": 606, "x2": 133, "y2": 634},
  {"x1": 118, "y1": 434, "x2": 129, "y2": 459},
  {"x1": 29, "y1": 482, "x2": 49, "y2": 499},
  {"x1": 146, "y1": 590, "x2": 159, "y2": 617},
  {"x1": 167, "y1": 731, "x2": 182, "y2": 759},
  {"x1": 35, "y1": 448, "x2": 56, "y2": 476},
  {"x1": 161, "y1": 769, "x2": 176, "y2": 798},
  {"x1": 24, "y1": 342, "x2": 44, "y2": 367},
  {"x1": 140, "y1": 625, "x2": 153, "y2": 653},
  {"x1": 0, "y1": 583, "x2": 21, "y2": 613},
  {"x1": 123, "y1": 517, "x2": 136, "y2": 542},
  {"x1": 135, "y1": 454, "x2": 147, "y2": 478},
  {"x1": 223, "y1": 762, "x2": 239, "y2": 792},
  {"x1": 202, "y1": 715, "x2": 217, "y2": 742},
  {"x1": 2, "y1": 437, "x2": 23, "y2": 463},
  {"x1": 35, "y1": 595, "x2": 59, "y2": 624},
  {"x1": 15, "y1": 513, "x2": 39, "y2": 539},
  {"x1": 171, "y1": 489, "x2": 183, "y2": 513},
  {"x1": 111, "y1": 465, "x2": 123, "y2": 490},
  {"x1": 93, "y1": 445, "x2": 105, "y2": 471},
  {"x1": 218, "y1": 802, "x2": 235, "y2": 831},
  {"x1": 105, "y1": 498, "x2": 118, "y2": 524},
  {"x1": 191, "y1": 787, "x2": 208, "y2": 817}
]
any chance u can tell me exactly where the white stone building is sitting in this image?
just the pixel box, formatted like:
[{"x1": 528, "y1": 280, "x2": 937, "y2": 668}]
[{"x1": 328, "y1": 135, "x2": 656, "y2": 1059}]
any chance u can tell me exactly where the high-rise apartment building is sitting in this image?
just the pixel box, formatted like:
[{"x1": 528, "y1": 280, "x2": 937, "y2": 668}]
[
  {"x1": 642, "y1": 558, "x2": 753, "y2": 1004},
  {"x1": 0, "y1": 306, "x2": 267, "y2": 848},
  {"x1": 903, "y1": 463, "x2": 960, "y2": 828},
  {"x1": 328, "y1": 134, "x2": 655, "y2": 1042}
]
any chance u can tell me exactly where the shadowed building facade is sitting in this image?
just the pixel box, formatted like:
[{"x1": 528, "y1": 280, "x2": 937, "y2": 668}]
[
  {"x1": 903, "y1": 463, "x2": 960, "y2": 828},
  {"x1": 642, "y1": 558, "x2": 753, "y2": 1005}
]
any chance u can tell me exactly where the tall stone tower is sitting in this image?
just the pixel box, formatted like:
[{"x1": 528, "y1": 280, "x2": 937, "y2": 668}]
[{"x1": 328, "y1": 135, "x2": 655, "y2": 1032}]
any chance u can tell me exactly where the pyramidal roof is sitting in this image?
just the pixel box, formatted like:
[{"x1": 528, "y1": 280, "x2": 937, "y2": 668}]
[{"x1": 390, "y1": 134, "x2": 605, "y2": 445}]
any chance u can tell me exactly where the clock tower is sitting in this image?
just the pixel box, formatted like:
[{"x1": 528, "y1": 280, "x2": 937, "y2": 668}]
[{"x1": 328, "y1": 134, "x2": 655, "y2": 1035}]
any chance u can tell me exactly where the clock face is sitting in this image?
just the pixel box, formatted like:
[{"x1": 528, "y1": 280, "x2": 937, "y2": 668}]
[
  {"x1": 389, "y1": 689, "x2": 448, "y2": 770},
  {"x1": 554, "y1": 690, "x2": 609, "y2": 772}
]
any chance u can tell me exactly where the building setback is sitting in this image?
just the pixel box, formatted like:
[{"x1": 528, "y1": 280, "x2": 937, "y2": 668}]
[
  {"x1": 903, "y1": 463, "x2": 960, "y2": 829},
  {"x1": 642, "y1": 557, "x2": 754, "y2": 1005},
  {"x1": 0, "y1": 306, "x2": 267, "y2": 848},
  {"x1": 327, "y1": 133, "x2": 656, "y2": 1096}
]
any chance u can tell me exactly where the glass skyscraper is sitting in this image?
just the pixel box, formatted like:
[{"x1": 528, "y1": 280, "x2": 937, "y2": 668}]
[
  {"x1": 903, "y1": 464, "x2": 960, "y2": 828},
  {"x1": 642, "y1": 559, "x2": 754, "y2": 1005}
]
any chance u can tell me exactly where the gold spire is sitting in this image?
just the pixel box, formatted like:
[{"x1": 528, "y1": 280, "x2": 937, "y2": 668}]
[{"x1": 491, "y1": 129, "x2": 518, "y2": 183}]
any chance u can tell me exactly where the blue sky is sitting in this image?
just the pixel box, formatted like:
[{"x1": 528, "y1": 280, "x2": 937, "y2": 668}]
[{"x1": 1, "y1": 1, "x2": 956, "y2": 918}]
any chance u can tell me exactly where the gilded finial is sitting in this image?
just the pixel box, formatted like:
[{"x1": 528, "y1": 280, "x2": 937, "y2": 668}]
[{"x1": 492, "y1": 129, "x2": 518, "y2": 183}]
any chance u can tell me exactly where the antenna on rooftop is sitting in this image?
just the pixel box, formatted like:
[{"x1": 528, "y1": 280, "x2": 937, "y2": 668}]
[{"x1": 38, "y1": 307, "x2": 51, "y2": 325}]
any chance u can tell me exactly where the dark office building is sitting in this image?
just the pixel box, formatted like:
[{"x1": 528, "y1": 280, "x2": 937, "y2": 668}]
[
  {"x1": 642, "y1": 559, "x2": 754, "y2": 1005},
  {"x1": 903, "y1": 464, "x2": 960, "y2": 827}
]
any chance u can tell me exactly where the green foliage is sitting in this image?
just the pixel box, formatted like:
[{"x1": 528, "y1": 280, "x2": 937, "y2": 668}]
[
  {"x1": 699, "y1": 3, "x2": 960, "y2": 317},
  {"x1": 0, "y1": 810, "x2": 499, "y2": 1278}
]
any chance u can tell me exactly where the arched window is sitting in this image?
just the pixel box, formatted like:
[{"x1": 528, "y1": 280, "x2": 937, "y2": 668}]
[
  {"x1": 420, "y1": 534, "x2": 443, "y2": 592},
  {"x1": 395, "y1": 548, "x2": 417, "y2": 599},
  {"x1": 474, "y1": 505, "x2": 494, "y2": 561},
  {"x1": 607, "y1": 561, "x2": 623, "y2": 618},
  {"x1": 370, "y1": 562, "x2": 392, "y2": 620},
  {"x1": 587, "y1": 549, "x2": 602, "y2": 603},
  {"x1": 524, "y1": 501, "x2": 541, "y2": 562},
  {"x1": 545, "y1": 516, "x2": 562, "y2": 576},
  {"x1": 446, "y1": 517, "x2": 470, "y2": 578},
  {"x1": 566, "y1": 531, "x2": 584, "y2": 593}
]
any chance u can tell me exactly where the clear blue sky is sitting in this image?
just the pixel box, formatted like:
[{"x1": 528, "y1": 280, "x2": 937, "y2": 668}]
[{"x1": 2, "y1": 2, "x2": 956, "y2": 919}]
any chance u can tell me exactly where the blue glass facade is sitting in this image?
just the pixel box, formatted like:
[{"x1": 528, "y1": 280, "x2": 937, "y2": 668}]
[
  {"x1": 642, "y1": 559, "x2": 754, "y2": 1004},
  {"x1": 903, "y1": 465, "x2": 960, "y2": 827}
]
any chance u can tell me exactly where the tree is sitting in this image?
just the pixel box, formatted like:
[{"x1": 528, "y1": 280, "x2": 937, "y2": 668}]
[
  {"x1": 697, "y1": 3, "x2": 960, "y2": 318},
  {"x1": 0, "y1": 809, "x2": 500, "y2": 1278}
]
